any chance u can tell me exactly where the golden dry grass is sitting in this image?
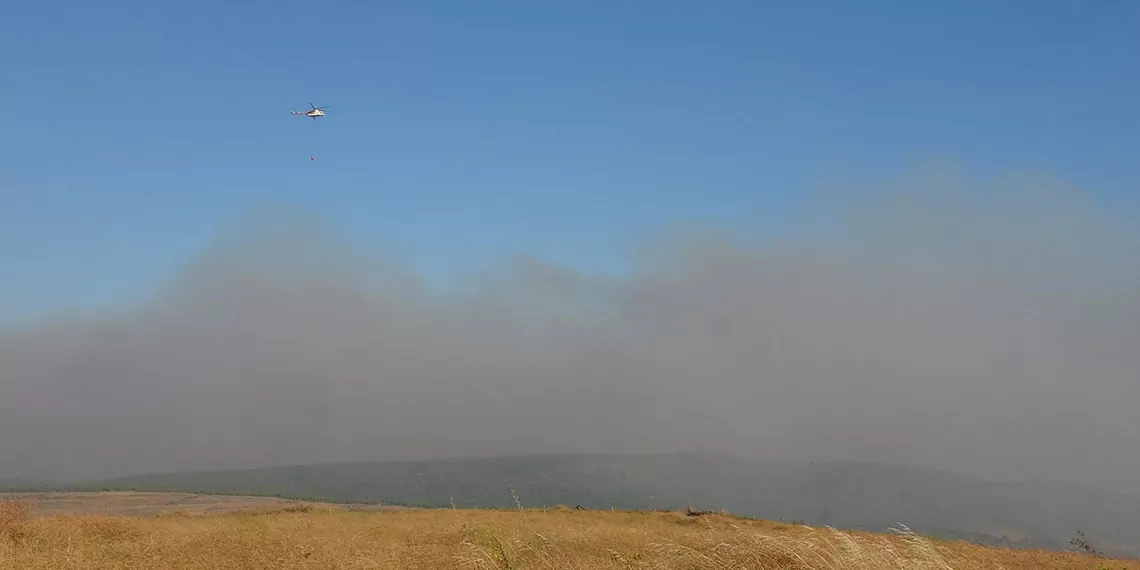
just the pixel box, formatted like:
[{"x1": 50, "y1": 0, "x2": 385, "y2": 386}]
[{"x1": 0, "y1": 499, "x2": 1131, "y2": 569}]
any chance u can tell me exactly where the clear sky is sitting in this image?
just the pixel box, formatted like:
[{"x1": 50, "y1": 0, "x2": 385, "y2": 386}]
[{"x1": 2, "y1": 0, "x2": 1137, "y2": 323}]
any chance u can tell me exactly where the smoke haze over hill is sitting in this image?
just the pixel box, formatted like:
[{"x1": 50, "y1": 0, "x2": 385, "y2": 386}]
[{"x1": 2, "y1": 165, "x2": 1138, "y2": 494}]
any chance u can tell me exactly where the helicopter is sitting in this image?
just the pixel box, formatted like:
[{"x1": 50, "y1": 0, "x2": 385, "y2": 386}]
[{"x1": 292, "y1": 101, "x2": 330, "y2": 119}]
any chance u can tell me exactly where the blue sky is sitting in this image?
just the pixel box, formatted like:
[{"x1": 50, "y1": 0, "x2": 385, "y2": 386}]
[{"x1": 2, "y1": 0, "x2": 1137, "y2": 323}]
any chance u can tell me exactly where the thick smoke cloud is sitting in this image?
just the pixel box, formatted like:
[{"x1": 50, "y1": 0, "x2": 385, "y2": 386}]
[{"x1": 2, "y1": 165, "x2": 1138, "y2": 494}]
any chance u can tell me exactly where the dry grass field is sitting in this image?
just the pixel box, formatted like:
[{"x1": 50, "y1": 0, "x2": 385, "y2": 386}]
[
  {"x1": 0, "y1": 491, "x2": 400, "y2": 517},
  {"x1": 1, "y1": 494, "x2": 1132, "y2": 569}
]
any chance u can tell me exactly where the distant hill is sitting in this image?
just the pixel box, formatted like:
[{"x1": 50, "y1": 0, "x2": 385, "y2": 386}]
[
  {"x1": 9, "y1": 454, "x2": 1138, "y2": 557},
  {"x1": 0, "y1": 478, "x2": 43, "y2": 489}
]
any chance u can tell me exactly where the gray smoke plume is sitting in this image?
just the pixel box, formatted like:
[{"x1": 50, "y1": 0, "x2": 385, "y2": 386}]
[{"x1": 2, "y1": 164, "x2": 1138, "y2": 494}]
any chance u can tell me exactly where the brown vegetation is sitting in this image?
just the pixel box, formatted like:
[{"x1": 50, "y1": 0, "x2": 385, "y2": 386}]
[{"x1": 1, "y1": 496, "x2": 1133, "y2": 569}]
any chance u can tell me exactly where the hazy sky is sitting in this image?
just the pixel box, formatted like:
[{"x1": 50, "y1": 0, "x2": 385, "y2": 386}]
[
  {"x1": 1, "y1": 2, "x2": 1139, "y2": 493},
  {"x1": 2, "y1": 165, "x2": 1139, "y2": 493},
  {"x1": 2, "y1": 0, "x2": 1138, "y2": 321}
]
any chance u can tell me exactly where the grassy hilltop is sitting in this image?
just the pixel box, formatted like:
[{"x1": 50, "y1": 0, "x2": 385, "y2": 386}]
[
  {"x1": 1, "y1": 497, "x2": 1134, "y2": 570},
  {"x1": 10, "y1": 454, "x2": 1139, "y2": 558}
]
